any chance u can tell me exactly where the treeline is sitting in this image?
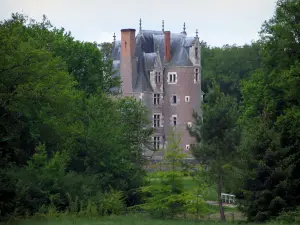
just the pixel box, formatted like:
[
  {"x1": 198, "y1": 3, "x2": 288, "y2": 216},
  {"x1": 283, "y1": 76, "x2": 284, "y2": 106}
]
[
  {"x1": 0, "y1": 13, "x2": 153, "y2": 219},
  {"x1": 191, "y1": 0, "x2": 300, "y2": 222}
]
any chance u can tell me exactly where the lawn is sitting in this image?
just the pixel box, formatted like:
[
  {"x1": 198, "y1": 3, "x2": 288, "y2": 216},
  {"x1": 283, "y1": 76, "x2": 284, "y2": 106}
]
[{"x1": 5, "y1": 214, "x2": 294, "y2": 225}]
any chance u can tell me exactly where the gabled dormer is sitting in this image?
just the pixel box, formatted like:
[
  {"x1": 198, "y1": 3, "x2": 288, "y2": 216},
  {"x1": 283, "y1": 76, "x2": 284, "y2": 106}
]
[
  {"x1": 149, "y1": 47, "x2": 164, "y2": 93},
  {"x1": 189, "y1": 30, "x2": 201, "y2": 66}
]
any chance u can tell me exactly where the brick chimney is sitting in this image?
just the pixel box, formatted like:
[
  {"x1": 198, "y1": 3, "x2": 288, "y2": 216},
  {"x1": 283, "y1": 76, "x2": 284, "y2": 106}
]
[
  {"x1": 164, "y1": 31, "x2": 171, "y2": 63},
  {"x1": 120, "y1": 29, "x2": 137, "y2": 96}
]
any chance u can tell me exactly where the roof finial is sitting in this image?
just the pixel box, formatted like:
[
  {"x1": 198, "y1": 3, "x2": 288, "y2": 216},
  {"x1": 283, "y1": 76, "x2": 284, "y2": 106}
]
[
  {"x1": 196, "y1": 29, "x2": 199, "y2": 38},
  {"x1": 162, "y1": 20, "x2": 164, "y2": 32},
  {"x1": 113, "y1": 32, "x2": 116, "y2": 43},
  {"x1": 181, "y1": 22, "x2": 187, "y2": 35},
  {"x1": 139, "y1": 18, "x2": 142, "y2": 33}
]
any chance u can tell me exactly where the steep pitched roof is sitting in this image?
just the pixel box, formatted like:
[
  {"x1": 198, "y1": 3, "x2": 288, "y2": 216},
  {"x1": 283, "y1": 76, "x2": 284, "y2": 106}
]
[{"x1": 112, "y1": 30, "x2": 196, "y2": 92}]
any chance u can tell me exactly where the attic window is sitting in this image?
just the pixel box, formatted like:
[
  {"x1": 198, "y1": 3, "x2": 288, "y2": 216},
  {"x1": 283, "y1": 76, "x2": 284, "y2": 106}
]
[
  {"x1": 186, "y1": 144, "x2": 190, "y2": 151},
  {"x1": 195, "y1": 47, "x2": 199, "y2": 59},
  {"x1": 194, "y1": 68, "x2": 200, "y2": 83},
  {"x1": 155, "y1": 72, "x2": 161, "y2": 84}
]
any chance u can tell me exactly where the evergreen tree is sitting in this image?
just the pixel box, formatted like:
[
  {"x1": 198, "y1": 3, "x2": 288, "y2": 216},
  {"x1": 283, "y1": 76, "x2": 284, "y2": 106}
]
[
  {"x1": 189, "y1": 82, "x2": 240, "y2": 221},
  {"x1": 237, "y1": 0, "x2": 300, "y2": 221}
]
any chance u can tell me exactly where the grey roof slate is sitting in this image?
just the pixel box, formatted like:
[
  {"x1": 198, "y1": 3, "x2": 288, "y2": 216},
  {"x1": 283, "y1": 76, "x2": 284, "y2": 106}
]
[{"x1": 112, "y1": 30, "x2": 196, "y2": 92}]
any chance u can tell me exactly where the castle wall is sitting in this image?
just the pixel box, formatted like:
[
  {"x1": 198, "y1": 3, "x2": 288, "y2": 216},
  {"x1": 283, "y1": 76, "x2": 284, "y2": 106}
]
[{"x1": 163, "y1": 66, "x2": 201, "y2": 154}]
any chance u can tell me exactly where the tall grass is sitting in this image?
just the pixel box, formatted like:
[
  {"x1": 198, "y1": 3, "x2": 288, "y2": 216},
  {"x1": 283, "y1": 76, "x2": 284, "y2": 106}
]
[{"x1": 3, "y1": 214, "x2": 297, "y2": 225}]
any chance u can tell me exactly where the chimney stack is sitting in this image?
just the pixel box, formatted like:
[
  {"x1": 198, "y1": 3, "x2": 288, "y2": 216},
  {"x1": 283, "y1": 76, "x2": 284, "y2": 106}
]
[
  {"x1": 120, "y1": 29, "x2": 137, "y2": 96},
  {"x1": 164, "y1": 31, "x2": 171, "y2": 63}
]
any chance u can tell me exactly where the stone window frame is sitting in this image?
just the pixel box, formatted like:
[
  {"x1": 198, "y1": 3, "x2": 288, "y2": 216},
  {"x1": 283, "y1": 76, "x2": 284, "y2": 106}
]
[
  {"x1": 194, "y1": 68, "x2": 200, "y2": 84},
  {"x1": 167, "y1": 72, "x2": 178, "y2": 84},
  {"x1": 187, "y1": 122, "x2": 192, "y2": 128},
  {"x1": 155, "y1": 71, "x2": 161, "y2": 84},
  {"x1": 153, "y1": 136, "x2": 160, "y2": 150},
  {"x1": 171, "y1": 114, "x2": 177, "y2": 127},
  {"x1": 185, "y1": 96, "x2": 190, "y2": 103},
  {"x1": 186, "y1": 144, "x2": 190, "y2": 151},
  {"x1": 153, "y1": 113, "x2": 163, "y2": 128},
  {"x1": 171, "y1": 94, "x2": 178, "y2": 105},
  {"x1": 153, "y1": 93, "x2": 160, "y2": 105}
]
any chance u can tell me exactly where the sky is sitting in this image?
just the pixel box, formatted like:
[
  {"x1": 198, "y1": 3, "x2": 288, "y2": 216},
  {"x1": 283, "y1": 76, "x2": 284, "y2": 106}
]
[{"x1": 0, "y1": 0, "x2": 277, "y2": 47}]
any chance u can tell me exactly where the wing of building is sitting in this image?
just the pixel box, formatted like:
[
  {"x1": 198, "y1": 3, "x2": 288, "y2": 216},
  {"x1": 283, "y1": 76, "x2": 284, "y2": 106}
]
[{"x1": 111, "y1": 22, "x2": 203, "y2": 160}]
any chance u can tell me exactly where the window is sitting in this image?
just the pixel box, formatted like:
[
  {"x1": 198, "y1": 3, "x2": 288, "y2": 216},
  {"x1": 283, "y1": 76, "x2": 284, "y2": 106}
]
[
  {"x1": 187, "y1": 122, "x2": 192, "y2": 128},
  {"x1": 172, "y1": 95, "x2": 177, "y2": 104},
  {"x1": 153, "y1": 136, "x2": 160, "y2": 150},
  {"x1": 195, "y1": 47, "x2": 199, "y2": 59},
  {"x1": 186, "y1": 144, "x2": 190, "y2": 151},
  {"x1": 155, "y1": 72, "x2": 161, "y2": 84},
  {"x1": 185, "y1": 96, "x2": 190, "y2": 102},
  {"x1": 153, "y1": 114, "x2": 161, "y2": 127},
  {"x1": 172, "y1": 115, "x2": 177, "y2": 126},
  {"x1": 168, "y1": 72, "x2": 177, "y2": 84},
  {"x1": 194, "y1": 68, "x2": 199, "y2": 83},
  {"x1": 153, "y1": 93, "x2": 160, "y2": 105}
]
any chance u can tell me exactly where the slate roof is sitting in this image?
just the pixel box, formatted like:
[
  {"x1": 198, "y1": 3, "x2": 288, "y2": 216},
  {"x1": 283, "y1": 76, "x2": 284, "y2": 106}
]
[{"x1": 112, "y1": 30, "x2": 196, "y2": 92}]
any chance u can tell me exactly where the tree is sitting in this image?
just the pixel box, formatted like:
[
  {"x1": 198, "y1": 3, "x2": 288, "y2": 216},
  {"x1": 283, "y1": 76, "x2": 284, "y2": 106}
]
[
  {"x1": 0, "y1": 13, "x2": 151, "y2": 218},
  {"x1": 139, "y1": 130, "x2": 207, "y2": 219},
  {"x1": 99, "y1": 42, "x2": 113, "y2": 60},
  {"x1": 189, "y1": 82, "x2": 240, "y2": 221},
  {"x1": 201, "y1": 42, "x2": 261, "y2": 102},
  {"x1": 237, "y1": 0, "x2": 300, "y2": 221}
]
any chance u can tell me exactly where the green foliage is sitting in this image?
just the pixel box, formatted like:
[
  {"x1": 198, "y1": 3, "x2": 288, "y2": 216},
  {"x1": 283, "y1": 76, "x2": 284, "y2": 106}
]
[
  {"x1": 189, "y1": 82, "x2": 240, "y2": 221},
  {"x1": 201, "y1": 42, "x2": 261, "y2": 102},
  {"x1": 236, "y1": 0, "x2": 300, "y2": 222},
  {"x1": 138, "y1": 131, "x2": 207, "y2": 219},
  {"x1": 276, "y1": 206, "x2": 300, "y2": 224},
  {"x1": 0, "y1": 13, "x2": 151, "y2": 219}
]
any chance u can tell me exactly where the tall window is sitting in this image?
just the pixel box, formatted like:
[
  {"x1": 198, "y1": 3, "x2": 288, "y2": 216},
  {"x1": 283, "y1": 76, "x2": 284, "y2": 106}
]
[
  {"x1": 153, "y1": 136, "x2": 160, "y2": 150},
  {"x1": 168, "y1": 72, "x2": 177, "y2": 84},
  {"x1": 195, "y1": 68, "x2": 199, "y2": 83},
  {"x1": 153, "y1": 114, "x2": 161, "y2": 127},
  {"x1": 172, "y1": 115, "x2": 177, "y2": 126},
  {"x1": 153, "y1": 93, "x2": 160, "y2": 105},
  {"x1": 172, "y1": 95, "x2": 177, "y2": 104},
  {"x1": 155, "y1": 72, "x2": 161, "y2": 84},
  {"x1": 195, "y1": 47, "x2": 199, "y2": 59}
]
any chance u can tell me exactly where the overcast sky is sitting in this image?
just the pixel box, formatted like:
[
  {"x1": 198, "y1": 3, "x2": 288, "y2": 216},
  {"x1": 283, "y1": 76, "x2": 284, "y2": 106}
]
[{"x1": 0, "y1": 0, "x2": 277, "y2": 47}]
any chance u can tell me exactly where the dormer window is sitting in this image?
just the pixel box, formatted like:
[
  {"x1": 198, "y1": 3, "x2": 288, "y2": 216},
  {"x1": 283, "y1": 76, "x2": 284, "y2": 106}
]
[
  {"x1": 194, "y1": 68, "x2": 200, "y2": 83},
  {"x1": 155, "y1": 72, "x2": 161, "y2": 84},
  {"x1": 195, "y1": 47, "x2": 199, "y2": 59}
]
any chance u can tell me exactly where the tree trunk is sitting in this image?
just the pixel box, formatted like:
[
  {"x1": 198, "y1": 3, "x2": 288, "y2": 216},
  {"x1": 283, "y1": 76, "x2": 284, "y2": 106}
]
[{"x1": 217, "y1": 174, "x2": 226, "y2": 221}]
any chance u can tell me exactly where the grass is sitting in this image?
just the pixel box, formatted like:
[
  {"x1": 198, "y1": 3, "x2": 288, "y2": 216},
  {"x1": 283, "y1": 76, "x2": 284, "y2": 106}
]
[{"x1": 4, "y1": 214, "x2": 295, "y2": 225}]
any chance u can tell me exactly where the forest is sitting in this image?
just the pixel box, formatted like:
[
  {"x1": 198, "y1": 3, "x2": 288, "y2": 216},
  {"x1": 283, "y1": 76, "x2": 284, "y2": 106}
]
[{"x1": 0, "y1": 0, "x2": 299, "y2": 224}]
